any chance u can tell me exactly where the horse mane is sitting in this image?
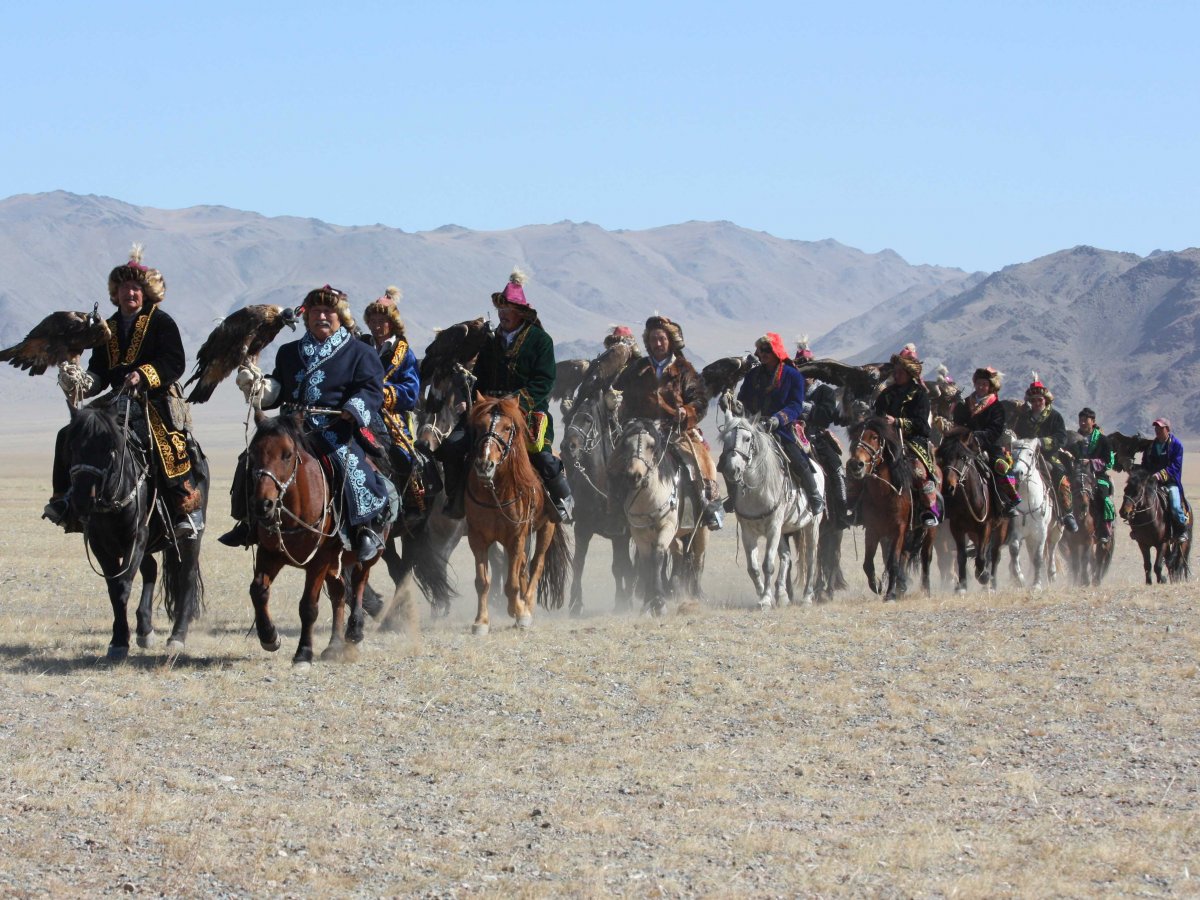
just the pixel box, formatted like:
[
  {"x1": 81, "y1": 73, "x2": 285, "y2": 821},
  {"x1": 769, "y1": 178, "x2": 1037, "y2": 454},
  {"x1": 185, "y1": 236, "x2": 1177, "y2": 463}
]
[
  {"x1": 861, "y1": 415, "x2": 913, "y2": 491},
  {"x1": 470, "y1": 395, "x2": 541, "y2": 493},
  {"x1": 254, "y1": 414, "x2": 321, "y2": 459},
  {"x1": 68, "y1": 404, "x2": 122, "y2": 446}
]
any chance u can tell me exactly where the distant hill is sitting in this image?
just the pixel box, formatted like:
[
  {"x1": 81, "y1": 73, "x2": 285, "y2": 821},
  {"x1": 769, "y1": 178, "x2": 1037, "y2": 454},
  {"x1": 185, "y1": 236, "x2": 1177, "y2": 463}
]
[
  {"x1": 849, "y1": 246, "x2": 1200, "y2": 434},
  {"x1": 0, "y1": 192, "x2": 969, "y2": 401}
]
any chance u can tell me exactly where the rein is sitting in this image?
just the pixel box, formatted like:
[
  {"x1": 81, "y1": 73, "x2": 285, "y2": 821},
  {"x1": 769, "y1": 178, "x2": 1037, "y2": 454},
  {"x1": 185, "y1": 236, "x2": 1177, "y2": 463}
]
[
  {"x1": 849, "y1": 430, "x2": 903, "y2": 497},
  {"x1": 621, "y1": 425, "x2": 678, "y2": 528},
  {"x1": 251, "y1": 436, "x2": 337, "y2": 567},
  {"x1": 469, "y1": 408, "x2": 536, "y2": 526}
]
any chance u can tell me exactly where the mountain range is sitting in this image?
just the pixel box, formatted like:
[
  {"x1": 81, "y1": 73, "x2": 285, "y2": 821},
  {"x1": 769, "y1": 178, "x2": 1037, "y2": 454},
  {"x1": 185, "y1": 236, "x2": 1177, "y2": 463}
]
[{"x1": 0, "y1": 191, "x2": 1195, "y2": 435}]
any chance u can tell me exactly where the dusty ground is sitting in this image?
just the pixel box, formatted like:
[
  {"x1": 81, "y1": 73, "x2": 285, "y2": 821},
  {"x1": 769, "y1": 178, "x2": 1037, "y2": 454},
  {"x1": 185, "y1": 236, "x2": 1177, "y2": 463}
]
[{"x1": 1, "y1": 420, "x2": 1198, "y2": 897}]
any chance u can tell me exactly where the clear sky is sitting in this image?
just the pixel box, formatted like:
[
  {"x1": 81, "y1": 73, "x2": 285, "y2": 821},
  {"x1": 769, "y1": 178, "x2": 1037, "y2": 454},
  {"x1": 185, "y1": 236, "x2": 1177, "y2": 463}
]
[{"x1": 4, "y1": 1, "x2": 1196, "y2": 272}]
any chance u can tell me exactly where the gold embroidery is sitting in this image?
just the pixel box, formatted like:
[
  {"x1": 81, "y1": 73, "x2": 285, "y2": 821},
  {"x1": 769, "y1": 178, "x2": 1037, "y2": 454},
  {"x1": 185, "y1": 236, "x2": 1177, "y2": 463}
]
[
  {"x1": 139, "y1": 365, "x2": 161, "y2": 388},
  {"x1": 106, "y1": 307, "x2": 155, "y2": 368},
  {"x1": 147, "y1": 403, "x2": 192, "y2": 479}
]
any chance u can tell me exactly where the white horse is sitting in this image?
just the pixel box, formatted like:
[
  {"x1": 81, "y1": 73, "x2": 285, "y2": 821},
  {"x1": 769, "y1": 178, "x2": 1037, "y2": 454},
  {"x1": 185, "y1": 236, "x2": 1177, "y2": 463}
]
[
  {"x1": 1006, "y1": 437, "x2": 1062, "y2": 590},
  {"x1": 717, "y1": 408, "x2": 823, "y2": 609}
]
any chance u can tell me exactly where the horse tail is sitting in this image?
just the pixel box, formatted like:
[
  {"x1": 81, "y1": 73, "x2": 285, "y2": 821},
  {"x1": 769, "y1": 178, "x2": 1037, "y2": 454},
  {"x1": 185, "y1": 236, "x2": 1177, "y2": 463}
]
[
  {"x1": 537, "y1": 524, "x2": 573, "y2": 610},
  {"x1": 163, "y1": 545, "x2": 205, "y2": 624},
  {"x1": 411, "y1": 526, "x2": 459, "y2": 606}
]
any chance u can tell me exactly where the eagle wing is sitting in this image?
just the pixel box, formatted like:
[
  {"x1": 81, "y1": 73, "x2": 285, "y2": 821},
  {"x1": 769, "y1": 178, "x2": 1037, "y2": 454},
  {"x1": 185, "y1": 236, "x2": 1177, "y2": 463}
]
[
  {"x1": 184, "y1": 304, "x2": 297, "y2": 403},
  {"x1": 702, "y1": 353, "x2": 759, "y2": 398},
  {"x1": 1107, "y1": 431, "x2": 1152, "y2": 473},
  {"x1": 552, "y1": 358, "x2": 590, "y2": 400},
  {"x1": 796, "y1": 358, "x2": 888, "y2": 397},
  {"x1": 0, "y1": 309, "x2": 111, "y2": 376},
  {"x1": 420, "y1": 317, "x2": 492, "y2": 383}
]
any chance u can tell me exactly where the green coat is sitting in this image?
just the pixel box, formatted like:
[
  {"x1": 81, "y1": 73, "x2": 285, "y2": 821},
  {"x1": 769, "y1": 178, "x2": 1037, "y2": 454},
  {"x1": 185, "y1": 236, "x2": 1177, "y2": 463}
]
[{"x1": 474, "y1": 322, "x2": 557, "y2": 446}]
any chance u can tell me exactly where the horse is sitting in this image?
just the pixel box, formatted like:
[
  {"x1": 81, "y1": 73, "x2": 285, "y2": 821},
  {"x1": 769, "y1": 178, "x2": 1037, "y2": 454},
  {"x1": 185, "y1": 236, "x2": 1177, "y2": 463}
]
[
  {"x1": 717, "y1": 409, "x2": 821, "y2": 609},
  {"x1": 1061, "y1": 457, "x2": 1113, "y2": 585},
  {"x1": 609, "y1": 419, "x2": 709, "y2": 615},
  {"x1": 1005, "y1": 438, "x2": 1061, "y2": 590},
  {"x1": 64, "y1": 398, "x2": 208, "y2": 661},
  {"x1": 560, "y1": 387, "x2": 634, "y2": 616},
  {"x1": 846, "y1": 416, "x2": 923, "y2": 600},
  {"x1": 1119, "y1": 466, "x2": 1191, "y2": 584},
  {"x1": 464, "y1": 394, "x2": 570, "y2": 634},
  {"x1": 245, "y1": 415, "x2": 391, "y2": 665},
  {"x1": 936, "y1": 433, "x2": 1007, "y2": 593}
]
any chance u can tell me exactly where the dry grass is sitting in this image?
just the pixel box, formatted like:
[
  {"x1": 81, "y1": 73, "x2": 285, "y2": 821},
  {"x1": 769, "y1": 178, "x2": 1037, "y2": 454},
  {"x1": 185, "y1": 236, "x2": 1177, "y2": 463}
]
[{"x1": 1, "y1": 437, "x2": 1199, "y2": 897}]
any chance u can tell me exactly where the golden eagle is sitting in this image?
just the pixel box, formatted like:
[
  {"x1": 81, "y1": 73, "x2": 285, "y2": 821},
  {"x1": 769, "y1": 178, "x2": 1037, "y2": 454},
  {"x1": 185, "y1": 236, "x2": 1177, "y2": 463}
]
[
  {"x1": 419, "y1": 317, "x2": 493, "y2": 384},
  {"x1": 0, "y1": 305, "x2": 111, "y2": 376},
  {"x1": 184, "y1": 304, "x2": 299, "y2": 403},
  {"x1": 552, "y1": 358, "x2": 591, "y2": 401},
  {"x1": 701, "y1": 353, "x2": 760, "y2": 398}
]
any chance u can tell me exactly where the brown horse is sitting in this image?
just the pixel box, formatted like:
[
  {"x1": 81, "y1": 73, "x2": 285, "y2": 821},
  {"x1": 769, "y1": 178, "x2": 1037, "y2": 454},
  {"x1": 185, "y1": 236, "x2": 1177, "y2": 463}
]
[
  {"x1": 1062, "y1": 457, "x2": 1113, "y2": 585},
  {"x1": 246, "y1": 416, "x2": 391, "y2": 665},
  {"x1": 465, "y1": 395, "x2": 570, "y2": 634},
  {"x1": 936, "y1": 434, "x2": 1008, "y2": 593},
  {"x1": 1119, "y1": 466, "x2": 1192, "y2": 584},
  {"x1": 846, "y1": 417, "x2": 918, "y2": 600}
]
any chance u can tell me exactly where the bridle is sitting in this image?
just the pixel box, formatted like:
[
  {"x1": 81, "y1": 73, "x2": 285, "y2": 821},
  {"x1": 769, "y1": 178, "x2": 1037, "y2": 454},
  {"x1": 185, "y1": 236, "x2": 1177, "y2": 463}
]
[
  {"x1": 250, "y1": 433, "x2": 336, "y2": 566},
  {"x1": 848, "y1": 427, "x2": 902, "y2": 496},
  {"x1": 620, "y1": 425, "x2": 678, "y2": 528}
]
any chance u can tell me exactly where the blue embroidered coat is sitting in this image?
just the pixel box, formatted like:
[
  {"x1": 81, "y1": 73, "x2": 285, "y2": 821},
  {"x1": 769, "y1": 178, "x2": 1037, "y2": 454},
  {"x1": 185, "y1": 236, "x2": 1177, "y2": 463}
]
[
  {"x1": 374, "y1": 335, "x2": 420, "y2": 460},
  {"x1": 267, "y1": 327, "x2": 389, "y2": 526},
  {"x1": 737, "y1": 361, "x2": 807, "y2": 444}
]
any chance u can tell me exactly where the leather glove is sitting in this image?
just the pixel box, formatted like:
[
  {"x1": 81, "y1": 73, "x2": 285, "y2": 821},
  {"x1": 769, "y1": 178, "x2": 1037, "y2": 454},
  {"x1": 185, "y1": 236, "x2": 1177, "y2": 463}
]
[
  {"x1": 235, "y1": 365, "x2": 260, "y2": 402},
  {"x1": 761, "y1": 417, "x2": 779, "y2": 433},
  {"x1": 57, "y1": 361, "x2": 94, "y2": 398}
]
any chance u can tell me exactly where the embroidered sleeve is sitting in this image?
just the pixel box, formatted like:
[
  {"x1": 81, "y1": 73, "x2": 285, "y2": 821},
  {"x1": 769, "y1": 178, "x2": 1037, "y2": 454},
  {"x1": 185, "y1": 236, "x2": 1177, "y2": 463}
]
[{"x1": 138, "y1": 364, "x2": 161, "y2": 388}]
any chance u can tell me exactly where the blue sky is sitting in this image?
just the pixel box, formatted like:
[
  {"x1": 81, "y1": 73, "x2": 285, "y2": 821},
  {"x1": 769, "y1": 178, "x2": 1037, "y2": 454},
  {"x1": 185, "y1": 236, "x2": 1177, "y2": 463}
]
[{"x1": 4, "y1": 1, "x2": 1196, "y2": 272}]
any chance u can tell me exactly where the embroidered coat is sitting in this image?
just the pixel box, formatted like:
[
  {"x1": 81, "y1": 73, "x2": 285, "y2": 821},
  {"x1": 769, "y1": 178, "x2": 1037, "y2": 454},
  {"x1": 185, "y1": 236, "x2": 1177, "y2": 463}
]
[
  {"x1": 613, "y1": 354, "x2": 708, "y2": 432},
  {"x1": 1142, "y1": 435, "x2": 1184, "y2": 489},
  {"x1": 1013, "y1": 406, "x2": 1068, "y2": 457},
  {"x1": 267, "y1": 327, "x2": 388, "y2": 527},
  {"x1": 474, "y1": 322, "x2": 557, "y2": 447},
  {"x1": 87, "y1": 305, "x2": 192, "y2": 481},
  {"x1": 951, "y1": 392, "x2": 1006, "y2": 457},
  {"x1": 874, "y1": 382, "x2": 932, "y2": 443},
  {"x1": 737, "y1": 361, "x2": 806, "y2": 444},
  {"x1": 374, "y1": 335, "x2": 420, "y2": 460}
]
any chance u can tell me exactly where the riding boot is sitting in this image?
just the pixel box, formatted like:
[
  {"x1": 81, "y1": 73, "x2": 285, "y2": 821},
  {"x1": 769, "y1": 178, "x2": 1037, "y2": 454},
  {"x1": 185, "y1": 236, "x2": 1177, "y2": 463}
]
[
  {"x1": 829, "y1": 468, "x2": 850, "y2": 529},
  {"x1": 1057, "y1": 476, "x2": 1079, "y2": 533},
  {"x1": 174, "y1": 508, "x2": 205, "y2": 540},
  {"x1": 701, "y1": 479, "x2": 725, "y2": 531},
  {"x1": 355, "y1": 524, "x2": 384, "y2": 562},
  {"x1": 1001, "y1": 476, "x2": 1021, "y2": 517},
  {"x1": 786, "y1": 446, "x2": 824, "y2": 518},
  {"x1": 723, "y1": 485, "x2": 737, "y2": 514},
  {"x1": 919, "y1": 481, "x2": 940, "y2": 528},
  {"x1": 218, "y1": 520, "x2": 253, "y2": 548},
  {"x1": 218, "y1": 454, "x2": 255, "y2": 546},
  {"x1": 544, "y1": 469, "x2": 575, "y2": 524},
  {"x1": 441, "y1": 456, "x2": 467, "y2": 519}
]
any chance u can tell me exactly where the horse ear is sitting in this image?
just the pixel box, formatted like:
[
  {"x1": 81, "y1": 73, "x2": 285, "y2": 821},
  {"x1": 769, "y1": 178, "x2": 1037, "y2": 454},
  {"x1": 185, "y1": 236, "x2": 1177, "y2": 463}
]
[
  {"x1": 253, "y1": 408, "x2": 266, "y2": 426},
  {"x1": 474, "y1": 390, "x2": 485, "y2": 405}
]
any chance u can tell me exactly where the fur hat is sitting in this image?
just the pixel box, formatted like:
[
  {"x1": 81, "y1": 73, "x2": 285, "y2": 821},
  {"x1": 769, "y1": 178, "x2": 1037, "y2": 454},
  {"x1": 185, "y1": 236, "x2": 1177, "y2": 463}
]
[
  {"x1": 795, "y1": 334, "x2": 815, "y2": 362},
  {"x1": 890, "y1": 342, "x2": 923, "y2": 380},
  {"x1": 301, "y1": 285, "x2": 356, "y2": 332},
  {"x1": 603, "y1": 324, "x2": 638, "y2": 350},
  {"x1": 107, "y1": 243, "x2": 165, "y2": 306},
  {"x1": 491, "y1": 267, "x2": 536, "y2": 317},
  {"x1": 972, "y1": 366, "x2": 1002, "y2": 394},
  {"x1": 644, "y1": 315, "x2": 685, "y2": 353},
  {"x1": 1024, "y1": 372, "x2": 1053, "y2": 404},
  {"x1": 364, "y1": 285, "x2": 405, "y2": 335},
  {"x1": 755, "y1": 332, "x2": 789, "y2": 362}
]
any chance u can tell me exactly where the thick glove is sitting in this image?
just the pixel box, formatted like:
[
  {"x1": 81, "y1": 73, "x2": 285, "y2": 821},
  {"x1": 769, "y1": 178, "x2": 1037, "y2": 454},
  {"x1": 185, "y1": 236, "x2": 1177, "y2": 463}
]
[
  {"x1": 57, "y1": 361, "x2": 94, "y2": 399},
  {"x1": 235, "y1": 365, "x2": 261, "y2": 402},
  {"x1": 761, "y1": 417, "x2": 780, "y2": 433}
]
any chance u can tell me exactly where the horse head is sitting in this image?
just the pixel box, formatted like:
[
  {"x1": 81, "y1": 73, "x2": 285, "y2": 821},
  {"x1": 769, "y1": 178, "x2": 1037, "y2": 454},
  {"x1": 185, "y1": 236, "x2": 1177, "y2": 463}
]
[
  {"x1": 936, "y1": 432, "x2": 978, "y2": 495},
  {"x1": 1119, "y1": 464, "x2": 1152, "y2": 522},
  {"x1": 1009, "y1": 437, "x2": 1039, "y2": 480},
  {"x1": 847, "y1": 416, "x2": 908, "y2": 488},
  {"x1": 469, "y1": 394, "x2": 527, "y2": 485},
  {"x1": 65, "y1": 400, "x2": 145, "y2": 518},
  {"x1": 717, "y1": 414, "x2": 757, "y2": 484},
  {"x1": 614, "y1": 419, "x2": 662, "y2": 491},
  {"x1": 248, "y1": 415, "x2": 311, "y2": 522}
]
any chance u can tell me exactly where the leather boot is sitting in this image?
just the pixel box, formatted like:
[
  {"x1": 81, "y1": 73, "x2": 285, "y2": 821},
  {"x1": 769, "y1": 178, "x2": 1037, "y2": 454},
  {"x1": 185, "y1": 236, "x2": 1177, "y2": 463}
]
[
  {"x1": 355, "y1": 524, "x2": 384, "y2": 562},
  {"x1": 174, "y1": 508, "x2": 206, "y2": 540},
  {"x1": 830, "y1": 469, "x2": 850, "y2": 529},
  {"x1": 794, "y1": 457, "x2": 825, "y2": 518},
  {"x1": 218, "y1": 520, "x2": 254, "y2": 548},
  {"x1": 544, "y1": 470, "x2": 575, "y2": 524}
]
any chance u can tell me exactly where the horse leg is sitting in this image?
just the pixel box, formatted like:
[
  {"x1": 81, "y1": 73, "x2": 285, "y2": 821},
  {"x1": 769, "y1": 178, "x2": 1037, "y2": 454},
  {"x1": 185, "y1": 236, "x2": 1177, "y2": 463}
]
[
  {"x1": 250, "y1": 553, "x2": 286, "y2": 652},
  {"x1": 612, "y1": 536, "x2": 634, "y2": 613},
  {"x1": 1141, "y1": 543, "x2": 1152, "y2": 585},
  {"x1": 104, "y1": 572, "x2": 137, "y2": 662},
  {"x1": 863, "y1": 529, "x2": 881, "y2": 595},
  {"x1": 744, "y1": 530, "x2": 768, "y2": 608},
  {"x1": 921, "y1": 531, "x2": 933, "y2": 596},
  {"x1": 294, "y1": 556, "x2": 332, "y2": 666},
  {"x1": 320, "y1": 567, "x2": 352, "y2": 661},
  {"x1": 1155, "y1": 545, "x2": 1167, "y2": 584},
  {"x1": 1008, "y1": 530, "x2": 1025, "y2": 588},
  {"x1": 163, "y1": 534, "x2": 204, "y2": 653},
  {"x1": 760, "y1": 528, "x2": 781, "y2": 610},
  {"x1": 135, "y1": 554, "x2": 159, "y2": 650},
  {"x1": 954, "y1": 534, "x2": 968, "y2": 594},
  {"x1": 883, "y1": 533, "x2": 901, "y2": 602},
  {"x1": 345, "y1": 560, "x2": 373, "y2": 646},
  {"x1": 570, "y1": 523, "x2": 593, "y2": 618},
  {"x1": 468, "y1": 532, "x2": 492, "y2": 635},
  {"x1": 521, "y1": 523, "x2": 556, "y2": 627}
]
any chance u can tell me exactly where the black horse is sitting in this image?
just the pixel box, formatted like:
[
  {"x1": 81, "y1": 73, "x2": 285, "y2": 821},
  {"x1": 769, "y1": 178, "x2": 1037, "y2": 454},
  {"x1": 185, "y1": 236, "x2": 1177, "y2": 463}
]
[{"x1": 65, "y1": 398, "x2": 208, "y2": 660}]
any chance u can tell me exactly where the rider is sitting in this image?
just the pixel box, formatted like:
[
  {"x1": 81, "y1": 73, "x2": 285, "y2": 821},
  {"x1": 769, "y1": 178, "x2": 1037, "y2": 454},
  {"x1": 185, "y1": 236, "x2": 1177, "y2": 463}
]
[
  {"x1": 735, "y1": 332, "x2": 824, "y2": 516},
  {"x1": 1071, "y1": 407, "x2": 1116, "y2": 544},
  {"x1": 439, "y1": 269, "x2": 574, "y2": 523},
  {"x1": 874, "y1": 343, "x2": 940, "y2": 527},
  {"x1": 222, "y1": 286, "x2": 391, "y2": 562},
  {"x1": 944, "y1": 366, "x2": 1021, "y2": 516},
  {"x1": 1140, "y1": 417, "x2": 1188, "y2": 536},
  {"x1": 362, "y1": 285, "x2": 434, "y2": 529},
  {"x1": 45, "y1": 244, "x2": 205, "y2": 538},
  {"x1": 611, "y1": 315, "x2": 724, "y2": 530},
  {"x1": 794, "y1": 337, "x2": 850, "y2": 528},
  {"x1": 1012, "y1": 377, "x2": 1079, "y2": 533}
]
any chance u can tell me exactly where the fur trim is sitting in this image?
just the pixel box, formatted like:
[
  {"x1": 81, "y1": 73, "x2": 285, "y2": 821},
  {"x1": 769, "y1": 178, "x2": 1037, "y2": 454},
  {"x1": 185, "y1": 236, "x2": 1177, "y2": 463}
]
[
  {"x1": 364, "y1": 285, "x2": 405, "y2": 336},
  {"x1": 972, "y1": 366, "x2": 1002, "y2": 394},
  {"x1": 644, "y1": 315, "x2": 685, "y2": 353},
  {"x1": 795, "y1": 333, "x2": 814, "y2": 360},
  {"x1": 107, "y1": 242, "x2": 165, "y2": 306},
  {"x1": 302, "y1": 285, "x2": 356, "y2": 332},
  {"x1": 509, "y1": 267, "x2": 527, "y2": 286}
]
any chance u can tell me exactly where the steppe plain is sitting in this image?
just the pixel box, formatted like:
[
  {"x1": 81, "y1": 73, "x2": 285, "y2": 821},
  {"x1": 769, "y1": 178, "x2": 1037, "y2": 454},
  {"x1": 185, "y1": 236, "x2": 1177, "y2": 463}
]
[{"x1": 0, "y1": 407, "x2": 1197, "y2": 897}]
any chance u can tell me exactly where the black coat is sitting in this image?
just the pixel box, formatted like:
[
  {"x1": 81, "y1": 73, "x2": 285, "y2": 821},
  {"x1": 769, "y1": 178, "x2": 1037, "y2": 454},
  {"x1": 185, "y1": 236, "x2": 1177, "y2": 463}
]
[
  {"x1": 952, "y1": 393, "x2": 1006, "y2": 455},
  {"x1": 874, "y1": 382, "x2": 931, "y2": 443}
]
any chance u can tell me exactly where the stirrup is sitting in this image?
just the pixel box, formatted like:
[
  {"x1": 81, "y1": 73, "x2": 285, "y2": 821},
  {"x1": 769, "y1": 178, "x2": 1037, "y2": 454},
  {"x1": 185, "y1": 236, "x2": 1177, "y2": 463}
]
[
  {"x1": 174, "y1": 510, "x2": 205, "y2": 540},
  {"x1": 703, "y1": 499, "x2": 725, "y2": 531},
  {"x1": 355, "y1": 526, "x2": 384, "y2": 563},
  {"x1": 217, "y1": 520, "x2": 253, "y2": 548}
]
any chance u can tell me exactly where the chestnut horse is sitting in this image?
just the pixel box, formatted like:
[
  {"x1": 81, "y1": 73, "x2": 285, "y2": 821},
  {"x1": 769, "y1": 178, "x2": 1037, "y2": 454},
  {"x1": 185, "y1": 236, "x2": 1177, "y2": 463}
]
[
  {"x1": 465, "y1": 395, "x2": 570, "y2": 634},
  {"x1": 246, "y1": 415, "x2": 392, "y2": 665},
  {"x1": 936, "y1": 433, "x2": 1007, "y2": 593},
  {"x1": 1119, "y1": 466, "x2": 1192, "y2": 584},
  {"x1": 1062, "y1": 457, "x2": 1113, "y2": 585},
  {"x1": 846, "y1": 417, "x2": 920, "y2": 600}
]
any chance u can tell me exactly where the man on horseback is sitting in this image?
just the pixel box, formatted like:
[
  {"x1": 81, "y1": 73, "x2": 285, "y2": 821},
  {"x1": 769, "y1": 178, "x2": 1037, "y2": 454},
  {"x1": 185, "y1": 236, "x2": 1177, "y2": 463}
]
[
  {"x1": 1012, "y1": 378, "x2": 1079, "y2": 533},
  {"x1": 735, "y1": 332, "x2": 825, "y2": 517},
  {"x1": 45, "y1": 245, "x2": 205, "y2": 538},
  {"x1": 873, "y1": 343, "x2": 940, "y2": 527},
  {"x1": 1140, "y1": 417, "x2": 1188, "y2": 537},
  {"x1": 1070, "y1": 407, "x2": 1116, "y2": 544},
  {"x1": 943, "y1": 366, "x2": 1021, "y2": 516},
  {"x1": 795, "y1": 337, "x2": 850, "y2": 528},
  {"x1": 222, "y1": 286, "x2": 392, "y2": 562},
  {"x1": 362, "y1": 286, "x2": 436, "y2": 530},
  {"x1": 439, "y1": 269, "x2": 574, "y2": 523},
  {"x1": 611, "y1": 315, "x2": 724, "y2": 530}
]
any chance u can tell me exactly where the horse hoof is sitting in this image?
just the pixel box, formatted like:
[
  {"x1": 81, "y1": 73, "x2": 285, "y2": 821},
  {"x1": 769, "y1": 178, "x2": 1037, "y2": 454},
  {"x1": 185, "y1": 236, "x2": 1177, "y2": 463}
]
[
  {"x1": 165, "y1": 639, "x2": 185, "y2": 657},
  {"x1": 293, "y1": 649, "x2": 314, "y2": 667},
  {"x1": 472, "y1": 623, "x2": 490, "y2": 636},
  {"x1": 106, "y1": 645, "x2": 129, "y2": 662},
  {"x1": 260, "y1": 636, "x2": 281, "y2": 653},
  {"x1": 516, "y1": 615, "x2": 532, "y2": 629},
  {"x1": 292, "y1": 660, "x2": 312, "y2": 672},
  {"x1": 136, "y1": 631, "x2": 158, "y2": 650}
]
